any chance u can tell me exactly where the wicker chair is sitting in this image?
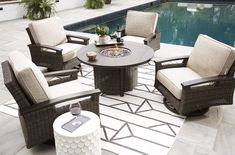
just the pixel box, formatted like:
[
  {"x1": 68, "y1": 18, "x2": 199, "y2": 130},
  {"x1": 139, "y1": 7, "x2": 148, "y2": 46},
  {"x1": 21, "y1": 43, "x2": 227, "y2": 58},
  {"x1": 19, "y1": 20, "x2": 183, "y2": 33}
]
[
  {"x1": 121, "y1": 10, "x2": 161, "y2": 51},
  {"x1": 154, "y1": 34, "x2": 235, "y2": 116},
  {"x1": 2, "y1": 51, "x2": 101, "y2": 148},
  {"x1": 26, "y1": 16, "x2": 89, "y2": 72}
]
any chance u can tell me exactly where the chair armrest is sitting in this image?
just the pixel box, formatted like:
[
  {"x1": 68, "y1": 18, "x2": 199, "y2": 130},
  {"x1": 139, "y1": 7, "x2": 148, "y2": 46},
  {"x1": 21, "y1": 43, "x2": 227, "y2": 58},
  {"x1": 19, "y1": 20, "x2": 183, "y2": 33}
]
[
  {"x1": 43, "y1": 69, "x2": 79, "y2": 77},
  {"x1": 144, "y1": 33, "x2": 156, "y2": 44},
  {"x1": 144, "y1": 28, "x2": 161, "y2": 42},
  {"x1": 144, "y1": 27, "x2": 161, "y2": 50},
  {"x1": 28, "y1": 44, "x2": 62, "y2": 55},
  {"x1": 155, "y1": 55, "x2": 189, "y2": 63},
  {"x1": 181, "y1": 76, "x2": 235, "y2": 89},
  {"x1": 66, "y1": 34, "x2": 90, "y2": 45},
  {"x1": 155, "y1": 55, "x2": 189, "y2": 70},
  {"x1": 20, "y1": 89, "x2": 101, "y2": 114},
  {"x1": 44, "y1": 69, "x2": 79, "y2": 86}
]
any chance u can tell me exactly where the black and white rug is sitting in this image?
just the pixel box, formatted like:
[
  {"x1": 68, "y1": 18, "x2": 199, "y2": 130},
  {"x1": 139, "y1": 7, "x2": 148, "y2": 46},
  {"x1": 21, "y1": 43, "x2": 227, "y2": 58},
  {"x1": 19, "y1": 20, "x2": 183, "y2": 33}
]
[{"x1": 0, "y1": 61, "x2": 185, "y2": 155}]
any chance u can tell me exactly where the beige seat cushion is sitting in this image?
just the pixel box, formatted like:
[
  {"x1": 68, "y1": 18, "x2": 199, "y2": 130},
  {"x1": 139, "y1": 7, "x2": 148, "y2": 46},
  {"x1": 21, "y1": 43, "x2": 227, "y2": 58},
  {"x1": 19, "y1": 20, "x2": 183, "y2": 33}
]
[
  {"x1": 123, "y1": 36, "x2": 145, "y2": 44},
  {"x1": 48, "y1": 79, "x2": 93, "y2": 100},
  {"x1": 8, "y1": 51, "x2": 50, "y2": 104},
  {"x1": 157, "y1": 67, "x2": 202, "y2": 99},
  {"x1": 56, "y1": 43, "x2": 83, "y2": 62},
  {"x1": 29, "y1": 16, "x2": 67, "y2": 46},
  {"x1": 187, "y1": 34, "x2": 235, "y2": 77},
  {"x1": 125, "y1": 10, "x2": 158, "y2": 38}
]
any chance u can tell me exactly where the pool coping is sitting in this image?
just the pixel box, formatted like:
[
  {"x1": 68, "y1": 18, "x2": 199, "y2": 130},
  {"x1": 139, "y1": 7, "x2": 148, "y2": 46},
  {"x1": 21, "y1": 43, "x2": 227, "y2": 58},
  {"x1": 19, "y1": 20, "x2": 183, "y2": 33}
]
[{"x1": 64, "y1": 0, "x2": 162, "y2": 31}]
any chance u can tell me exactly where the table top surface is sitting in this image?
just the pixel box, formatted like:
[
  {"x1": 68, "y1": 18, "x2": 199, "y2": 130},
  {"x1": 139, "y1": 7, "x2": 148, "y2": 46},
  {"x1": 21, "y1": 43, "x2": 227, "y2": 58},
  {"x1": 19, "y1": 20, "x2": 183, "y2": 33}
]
[
  {"x1": 77, "y1": 41, "x2": 154, "y2": 68},
  {"x1": 53, "y1": 111, "x2": 100, "y2": 137}
]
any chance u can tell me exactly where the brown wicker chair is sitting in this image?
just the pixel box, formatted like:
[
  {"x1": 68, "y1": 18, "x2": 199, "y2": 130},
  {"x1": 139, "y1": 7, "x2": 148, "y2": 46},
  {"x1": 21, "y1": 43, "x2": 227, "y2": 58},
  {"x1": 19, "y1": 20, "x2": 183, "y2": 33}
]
[
  {"x1": 2, "y1": 51, "x2": 101, "y2": 148},
  {"x1": 26, "y1": 16, "x2": 89, "y2": 72},
  {"x1": 121, "y1": 10, "x2": 161, "y2": 51},
  {"x1": 154, "y1": 34, "x2": 235, "y2": 116}
]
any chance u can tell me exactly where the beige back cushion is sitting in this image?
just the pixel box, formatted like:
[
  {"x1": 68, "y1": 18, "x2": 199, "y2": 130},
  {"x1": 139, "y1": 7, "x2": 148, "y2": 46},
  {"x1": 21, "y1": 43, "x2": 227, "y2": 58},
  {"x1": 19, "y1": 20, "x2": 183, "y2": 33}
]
[
  {"x1": 8, "y1": 51, "x2": 50, "y2": 104},
  {"x1": 125, "y1": 10, "x2": 158, "y2": 38},
  {"x1": 28, "y1": 16, "x2": 67, "y2": 46},
  {"x1": 187, "y1": 34, "x2": 235, "y2": 77}
]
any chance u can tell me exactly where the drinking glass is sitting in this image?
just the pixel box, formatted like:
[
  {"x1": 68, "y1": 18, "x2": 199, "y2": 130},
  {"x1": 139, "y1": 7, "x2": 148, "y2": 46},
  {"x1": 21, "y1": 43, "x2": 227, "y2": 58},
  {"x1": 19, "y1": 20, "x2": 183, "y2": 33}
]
[{"x1": 69, "y1": 102, "x2": 82, "y2": 126}]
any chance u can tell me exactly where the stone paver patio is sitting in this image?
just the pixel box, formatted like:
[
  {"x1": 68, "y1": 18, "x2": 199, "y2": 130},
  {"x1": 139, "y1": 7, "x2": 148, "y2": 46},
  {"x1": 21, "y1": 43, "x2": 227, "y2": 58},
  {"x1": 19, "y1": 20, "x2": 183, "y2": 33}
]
[{"x1": 0, "y1": 0, "x2": 234, "y2": 154}]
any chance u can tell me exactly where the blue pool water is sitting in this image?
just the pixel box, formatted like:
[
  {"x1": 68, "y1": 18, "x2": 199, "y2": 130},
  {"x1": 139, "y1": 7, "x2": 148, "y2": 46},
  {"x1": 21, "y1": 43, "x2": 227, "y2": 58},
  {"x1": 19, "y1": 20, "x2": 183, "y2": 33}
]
[{"x1": 73, "y1": 2, "x2": 235, "y2": 47}]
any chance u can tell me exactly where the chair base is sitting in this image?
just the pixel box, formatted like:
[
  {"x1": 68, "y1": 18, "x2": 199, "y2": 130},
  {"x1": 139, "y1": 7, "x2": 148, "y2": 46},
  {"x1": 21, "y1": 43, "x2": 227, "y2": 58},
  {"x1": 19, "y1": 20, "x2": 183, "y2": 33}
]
[{"x1": 163, "y1": 98, "x2": 209, "y2": 116}]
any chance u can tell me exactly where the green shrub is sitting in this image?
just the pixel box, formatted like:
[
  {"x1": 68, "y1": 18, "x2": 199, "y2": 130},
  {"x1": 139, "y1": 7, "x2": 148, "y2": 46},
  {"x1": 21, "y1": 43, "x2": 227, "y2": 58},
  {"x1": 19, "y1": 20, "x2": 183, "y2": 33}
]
[
  {"x1": 84, "y1": 0, "x2": 104, "y2": 9},
  {"x1": 21, "y1": 0, "x2": 55, "y2": 20}
]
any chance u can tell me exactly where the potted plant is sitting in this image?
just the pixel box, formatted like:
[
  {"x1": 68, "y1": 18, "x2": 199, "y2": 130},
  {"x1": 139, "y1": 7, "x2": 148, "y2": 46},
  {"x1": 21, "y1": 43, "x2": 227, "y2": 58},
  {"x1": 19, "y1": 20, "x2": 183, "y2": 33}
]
[
  {"x1": 104, "y1": 0, "x2": 111, "y2": 4},
  {"x1": 21, "y1": 0, "x2": 55, "y2": 20},
  {"x1": 95, "y1": 25, "x2": 110, "y2": 44},
  {"x1": 84, "y1": 0, "x2": 104, "y2": 9}
]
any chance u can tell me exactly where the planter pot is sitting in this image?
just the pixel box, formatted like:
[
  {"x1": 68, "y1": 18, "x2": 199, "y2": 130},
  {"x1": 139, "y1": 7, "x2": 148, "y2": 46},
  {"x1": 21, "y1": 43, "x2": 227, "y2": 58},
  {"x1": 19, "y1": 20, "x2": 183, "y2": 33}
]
[
  {"x1": 84, "y1": 0, "x2": 104, "y2": 9},
  {"x1": 105, "y1": 0, "x2": 111, "y2": 4},
  {"x1": 99, "y1": 35, "x2": 110, "y2": 44}
]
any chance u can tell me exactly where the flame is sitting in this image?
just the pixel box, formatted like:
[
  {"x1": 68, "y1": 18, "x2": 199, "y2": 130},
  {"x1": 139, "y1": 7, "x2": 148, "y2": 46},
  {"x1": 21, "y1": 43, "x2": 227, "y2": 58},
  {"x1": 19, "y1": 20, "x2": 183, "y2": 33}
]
[
  {"x1": 115, "y1": 44, "x2": 118, "y2": 49},
  {"x1": 112, "y1": 44, "x2": 119, "y2": 56}
]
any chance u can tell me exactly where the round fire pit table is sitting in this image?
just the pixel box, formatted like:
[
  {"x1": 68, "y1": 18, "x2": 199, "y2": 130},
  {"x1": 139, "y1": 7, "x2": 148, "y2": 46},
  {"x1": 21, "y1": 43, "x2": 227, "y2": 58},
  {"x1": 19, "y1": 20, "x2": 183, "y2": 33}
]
[{"x1": 77, "y1": 41, "x2": 154, "y2": 96}]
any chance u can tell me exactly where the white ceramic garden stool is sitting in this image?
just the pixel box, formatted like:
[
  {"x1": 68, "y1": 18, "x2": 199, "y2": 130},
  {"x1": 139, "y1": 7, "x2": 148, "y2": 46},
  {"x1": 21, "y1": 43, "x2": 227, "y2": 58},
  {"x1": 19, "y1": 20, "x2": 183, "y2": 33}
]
[{"x1": 53, "y1": 111, "x2": 101, "y2": 155}]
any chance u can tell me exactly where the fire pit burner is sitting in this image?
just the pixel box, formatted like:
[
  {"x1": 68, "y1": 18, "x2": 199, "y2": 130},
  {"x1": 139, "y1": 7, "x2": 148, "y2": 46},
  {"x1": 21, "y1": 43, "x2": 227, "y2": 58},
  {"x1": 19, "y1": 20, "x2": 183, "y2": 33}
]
[{"x1": 99, "y1": 47, "x2": 131, "y2": 58}]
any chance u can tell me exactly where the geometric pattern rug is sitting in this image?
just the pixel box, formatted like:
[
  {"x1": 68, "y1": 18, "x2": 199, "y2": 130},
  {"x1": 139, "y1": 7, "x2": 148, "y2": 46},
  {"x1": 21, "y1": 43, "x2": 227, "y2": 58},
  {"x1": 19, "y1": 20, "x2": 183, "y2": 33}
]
[{"x1": 0, "y1": 60, "x2": 185, "y2": 155}]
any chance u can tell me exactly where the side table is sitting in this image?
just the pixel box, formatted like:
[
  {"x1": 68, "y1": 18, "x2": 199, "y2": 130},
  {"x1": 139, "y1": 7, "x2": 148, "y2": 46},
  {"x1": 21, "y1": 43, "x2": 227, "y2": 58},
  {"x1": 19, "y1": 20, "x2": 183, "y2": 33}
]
[{"x1": 53, "y1": 111, "x2": 101, "y2": 155}]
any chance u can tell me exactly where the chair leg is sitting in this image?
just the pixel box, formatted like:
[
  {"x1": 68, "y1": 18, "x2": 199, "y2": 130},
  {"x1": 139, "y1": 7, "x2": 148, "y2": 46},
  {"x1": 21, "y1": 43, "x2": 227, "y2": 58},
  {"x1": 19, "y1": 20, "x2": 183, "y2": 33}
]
[
  {"x1": 163, "y1": 97, "x2": 167, "y2": 103},
  {"x1": 74, "y1": 65, "x2": 83, "y2": 77}
]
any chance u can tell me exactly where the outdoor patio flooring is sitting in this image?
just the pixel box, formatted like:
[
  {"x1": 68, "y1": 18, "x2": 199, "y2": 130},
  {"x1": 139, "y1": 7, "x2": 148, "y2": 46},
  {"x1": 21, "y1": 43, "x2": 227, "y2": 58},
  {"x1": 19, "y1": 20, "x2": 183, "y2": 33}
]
[{"x1": 0, "y1": 0, "x2": 235, "y2": 154}]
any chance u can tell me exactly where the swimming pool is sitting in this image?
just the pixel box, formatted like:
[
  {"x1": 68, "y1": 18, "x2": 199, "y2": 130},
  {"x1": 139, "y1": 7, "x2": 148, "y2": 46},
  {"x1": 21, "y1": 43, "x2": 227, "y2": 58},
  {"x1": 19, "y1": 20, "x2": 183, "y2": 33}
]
[{"x1": 67, "y1": 2, "x2": 235, "y2": 47}]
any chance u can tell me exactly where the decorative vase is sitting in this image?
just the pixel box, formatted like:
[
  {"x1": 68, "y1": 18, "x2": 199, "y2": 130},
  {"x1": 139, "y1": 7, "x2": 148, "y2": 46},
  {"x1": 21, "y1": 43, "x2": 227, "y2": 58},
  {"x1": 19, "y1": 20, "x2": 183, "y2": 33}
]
[{"x1": 99, "y1": 35, "x2": 110, "y2": 44}]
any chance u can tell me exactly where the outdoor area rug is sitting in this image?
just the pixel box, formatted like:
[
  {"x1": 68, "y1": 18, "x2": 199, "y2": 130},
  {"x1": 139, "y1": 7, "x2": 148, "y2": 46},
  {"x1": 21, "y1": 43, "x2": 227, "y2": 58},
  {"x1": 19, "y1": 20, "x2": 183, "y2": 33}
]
[{"x1": 0, "y1": 60, "x2": 185, "y2": 155}]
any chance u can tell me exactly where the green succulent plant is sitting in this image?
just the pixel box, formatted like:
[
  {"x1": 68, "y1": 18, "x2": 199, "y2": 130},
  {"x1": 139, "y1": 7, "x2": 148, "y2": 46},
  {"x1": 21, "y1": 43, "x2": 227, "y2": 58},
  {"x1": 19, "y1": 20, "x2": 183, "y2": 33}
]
[
  {"x1": 84, "y1": 0, "x2": 104, "y2": 9},
  {"x1": 95, "y1": 25, "x2": 109, "y2": 36},
  {"x1": 21, "y1": 0, "x2": 55, "y2": 20}
]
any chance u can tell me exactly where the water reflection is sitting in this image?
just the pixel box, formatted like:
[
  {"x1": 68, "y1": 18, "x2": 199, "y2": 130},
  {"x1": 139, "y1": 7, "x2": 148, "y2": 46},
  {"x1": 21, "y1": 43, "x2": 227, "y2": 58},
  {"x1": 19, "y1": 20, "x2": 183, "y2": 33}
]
[
  {"x1": 147, "y1": 2, "x2": 235, "y2": 47},
  {"x1": 177, "y1": 3, "x2": 213, "y2": 13}
]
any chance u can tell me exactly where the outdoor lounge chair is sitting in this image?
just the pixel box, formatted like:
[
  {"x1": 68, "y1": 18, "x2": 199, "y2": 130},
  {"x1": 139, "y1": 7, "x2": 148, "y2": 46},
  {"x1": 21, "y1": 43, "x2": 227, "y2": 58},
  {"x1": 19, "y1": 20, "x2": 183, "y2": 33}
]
[
  {"x1": 1, "y1": 51, "x2": 100, "y2": 148},
  {"x1": 26, "y1": 16, "x2": 89, "y2": 71},
  {"x1": 121, "y1": 10, "x2": 161, "y2": 51},
  {"x1": 154, "y1": 34, "x2": 235, "y2": 116}
]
